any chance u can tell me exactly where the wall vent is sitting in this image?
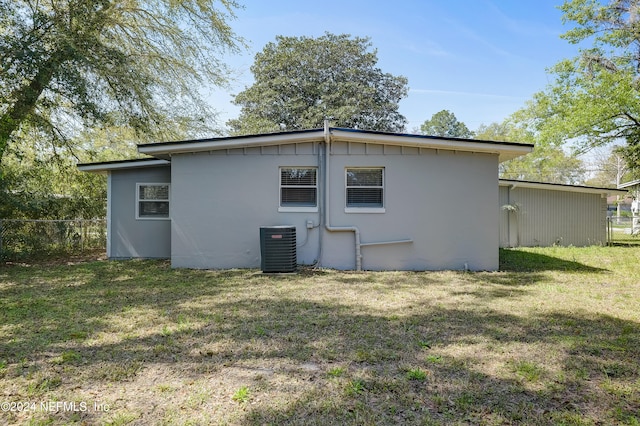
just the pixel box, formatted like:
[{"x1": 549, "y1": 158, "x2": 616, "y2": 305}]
[{"x1": 259, "y1": 226, "x2": 297, "y2": 273}]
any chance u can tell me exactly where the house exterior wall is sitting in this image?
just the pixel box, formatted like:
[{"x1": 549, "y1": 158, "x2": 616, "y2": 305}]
[
  {"x1": 170, "y1": 143, "x2": 321, "y2": 269},
  {"x1": 499, "y1": 185, "x2": 607, "y2": 247},
  {"x1": 170, "y1": 141, "x2": 499, "y2": 271},
  {"x1": 324, "y1": 142, "x2": 498, "y2": 271},
  {"x1": 108, "y1": 166, "x2": 171, "y2": 258}
]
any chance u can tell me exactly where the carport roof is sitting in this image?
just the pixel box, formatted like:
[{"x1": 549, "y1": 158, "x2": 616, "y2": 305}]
[{"x1": 500, "y1": 179, "x2": 627, "y2": 196}]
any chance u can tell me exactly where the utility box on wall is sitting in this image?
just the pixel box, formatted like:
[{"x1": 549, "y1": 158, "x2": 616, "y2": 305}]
[{"x1": 259, "y1": 226, "x2": 297, "y2": 273}]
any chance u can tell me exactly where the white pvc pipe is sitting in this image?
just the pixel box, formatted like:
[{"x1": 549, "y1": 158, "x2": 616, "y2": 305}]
[{"x1": 322, "y1": 121, "x2": 363, "y2": 271}]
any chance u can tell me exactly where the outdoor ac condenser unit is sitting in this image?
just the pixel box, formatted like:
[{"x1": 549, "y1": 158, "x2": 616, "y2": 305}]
[{"x1": 259, "y1": 226, "x2": 297, "y2": 273}]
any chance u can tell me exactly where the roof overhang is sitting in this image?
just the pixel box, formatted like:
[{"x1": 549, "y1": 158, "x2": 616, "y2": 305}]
[
  {"x1": 138, "y1": 129, "x2": 322, "y2": 160},
  {"x1": 329, "y1": 129, "x2": 533, "y2": 162},
  {"x1": 77, "y1": 158, "x2": 170, "y2": 173},
  {"x1": 137, "y1": 127, "x2": 533, "y2": 163},
  {"x1": 500, "y1": 179, "x2": 627, "y2": 196},
  {"x1": 618, "y1": 179, "x2": 640, "y2": 189}
]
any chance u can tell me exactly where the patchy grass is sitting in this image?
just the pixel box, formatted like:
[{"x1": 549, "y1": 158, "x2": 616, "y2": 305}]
[{"x1": 0, "y1": 247, "x2": 639, "y2": 425}]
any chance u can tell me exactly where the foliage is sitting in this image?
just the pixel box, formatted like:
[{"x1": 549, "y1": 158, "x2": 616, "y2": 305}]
[
  {"x1": 419, "y1": 109, "x2": 474, "y2": 138},
  {"x1": 520, "y1": 0, "x2": 640, "y2": 172},
  {"x1": 0, "y1": 138, "x2": 106, "y2": 220},
  {"x1": 231, "y1": 386, "x2": 250, "y2": 403},
  {"x1": 228, "y1": 33, "x2": 409, "y2": 134},
  {"x1": 0, "y1": 220, "x2": 106, "y2": 261},
  {"x1": 584, "y1": 145, "x2": 636, "y2": 187},
  {"x1": 476, "y1": 119, "x2": 586, "y2": 184},
  {"x1": 0, "y1": 0, "x2": 245, "y2": 165}
]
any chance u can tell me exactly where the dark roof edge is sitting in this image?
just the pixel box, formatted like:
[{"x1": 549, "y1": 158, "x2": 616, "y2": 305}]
[
  {"x1": 77, "y1": 157, "x2": 169, "y2": 168},
  {"x1": 137, "y1": 128, "x2": 322, "y2": 148},
  {"x1": 136, "y1": 127, "x2": 534, "y2": 149},
  {"x1": 332, "y1": 127, "x2": 534, "y2": 148},
  {"x1": 500, "y1": 178, "x2": 626, "y2": 193}
]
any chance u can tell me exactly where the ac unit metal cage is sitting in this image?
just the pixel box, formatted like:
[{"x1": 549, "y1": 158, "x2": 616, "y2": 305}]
[{"x1": 259, "y1": 226, "x2": 297, "y2": 273}]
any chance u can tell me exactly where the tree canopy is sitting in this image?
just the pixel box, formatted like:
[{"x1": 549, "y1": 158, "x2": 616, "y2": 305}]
[
  {"x1": 476, "y1": 119, "x2": 586, "y2": 185},
  {"x1": 0, "y1": 0, "x2": 245, "y2": 165},
  {"x1": 419, "y1": 110, "x2": 474, "y2": 138},
  {"x1": 227, "y1": 33, "x2": 409, "y2": 134},
  {"x1": 520, "y1": 0, "x2": 640, "y2": 172}
]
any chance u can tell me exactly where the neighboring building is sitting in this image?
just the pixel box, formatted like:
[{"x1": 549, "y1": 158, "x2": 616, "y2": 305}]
[
  {"x1": 499, "y1": 180, "x2": 626, "y2": 248},
  {"x1": 618, "y1": 179, "x2": 640, "y2": 233},
  {"x1": 79, "y1": 126, "x2": 533, "y2": 271},
  {"x1": 606, "y1": 195, "x2": 632, "y2": 216}
]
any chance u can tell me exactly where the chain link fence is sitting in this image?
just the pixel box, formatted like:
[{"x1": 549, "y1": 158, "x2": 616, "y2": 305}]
[
  {"x1": 0, "y1": 219, "x2": 106, "y2": 261},
  {"x1": 607, "y1": 216, "x2": 640, "y2": 246}
]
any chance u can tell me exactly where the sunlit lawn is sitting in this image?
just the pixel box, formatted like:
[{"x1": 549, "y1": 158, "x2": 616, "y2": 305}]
[{"x1": 1, "y1": 246, "x2": 639, "y2": 425}]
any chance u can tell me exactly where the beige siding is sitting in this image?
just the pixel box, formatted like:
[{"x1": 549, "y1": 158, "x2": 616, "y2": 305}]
[
  {"x1": 499, "y1": 186, "x2": 607, "y2": 247},
  {"x1": 499, "y1": 186, "x2": 511, "y2": 247}
]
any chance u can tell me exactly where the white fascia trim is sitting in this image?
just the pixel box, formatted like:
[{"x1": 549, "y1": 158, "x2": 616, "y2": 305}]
[
  {"x1": 329, "y1": 129, "x2": 533, "y2": 162},
  {"x1": 78, "y1": 159, "x2": 170, "y2": 173},
  {"x1": 618, "y1": 179, "x2": 640, "y2": 189},
  {"x1": 138, "y1": 132, "x2": 324, "y2": 157},
  {"x1": 137, "y1": 129, "x2": 533, "y2": 162},
  {"x1": 500, "y1": 180, "x2": 628, "y2": 196}
]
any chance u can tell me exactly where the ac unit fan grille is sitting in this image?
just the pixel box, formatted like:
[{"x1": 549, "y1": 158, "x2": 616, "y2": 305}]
[{"x1": 260, "y1": 226, "x2": 297, "y2": 273}]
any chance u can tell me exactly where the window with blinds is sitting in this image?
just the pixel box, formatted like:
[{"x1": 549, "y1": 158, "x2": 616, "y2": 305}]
[
  {"x1": 137, "y1": 183, "x2": 170, "y2": 219},
  {"x1": 346, "y1": 168, "x2": 384, "y2": 208},
  {"x1": 280, "y1": 168, "x2": 317, "y2": 208}
]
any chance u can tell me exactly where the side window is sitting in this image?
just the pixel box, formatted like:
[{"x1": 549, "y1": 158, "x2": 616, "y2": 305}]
[
  {"x1": 345, "y1": 168, "x2": 384, "y2": 212},
  {"x1": 279, "y1": 167, "x2": 318, "y2": 211},
  {"x1": 137, "y1": 183, "x2": 170, "y2": 219}
]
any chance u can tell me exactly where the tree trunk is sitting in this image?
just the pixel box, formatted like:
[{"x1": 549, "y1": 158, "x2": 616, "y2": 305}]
[{"x1": 0, "y1": 56, "x2": 62, "y2": 164}]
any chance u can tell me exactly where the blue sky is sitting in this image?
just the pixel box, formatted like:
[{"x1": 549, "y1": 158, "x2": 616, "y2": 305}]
[{"x1": 211, "y1": 0, "x2": 580, "y2": 133}]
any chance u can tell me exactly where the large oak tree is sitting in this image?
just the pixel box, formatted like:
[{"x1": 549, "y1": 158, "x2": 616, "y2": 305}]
[
  {"x1": 419, "y1": 110, "x2": 474, "y2": 138},
  {"x1": 522, "y1": 0, "x2": 640, "y2": 172},
  {"x1": 228, "y1": 33, "x2": 409, "y2": 134},
  {"x1": 0, "y1": 0, "x2": 245, "y2": 165}
]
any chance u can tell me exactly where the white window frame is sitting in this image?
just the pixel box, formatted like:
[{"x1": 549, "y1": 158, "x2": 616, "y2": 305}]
[
  {"x1": 278, "y1": 167, "x2": 319, "y2": 213},
  {"x1": 345, "y1": 167, "x2": 385, "y2": 214},
  {"x1": 136, "y1": 183, "x2": 171, "y2": 220}
]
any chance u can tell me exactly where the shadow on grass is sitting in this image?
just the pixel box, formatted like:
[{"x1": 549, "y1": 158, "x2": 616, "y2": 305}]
[
  {"x1": 499, "y1": 248, "x2": 608, "y2": 272},
  {"x1": 0, "y1": 259, "x2": 638, "y2": 425}
]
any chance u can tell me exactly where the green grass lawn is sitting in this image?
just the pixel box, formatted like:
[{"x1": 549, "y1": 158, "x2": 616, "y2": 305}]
[{"x1": 1, "y1": 247, "x2": 639, "y2": 425}]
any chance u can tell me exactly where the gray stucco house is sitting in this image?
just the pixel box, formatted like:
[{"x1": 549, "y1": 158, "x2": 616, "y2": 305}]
[{"x1": 81, "y1": 126, "x2": 539, "y2": 271}]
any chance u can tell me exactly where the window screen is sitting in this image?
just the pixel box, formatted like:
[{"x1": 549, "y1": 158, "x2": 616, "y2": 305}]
[
  {"x1": 280, "y1": 168, "x2": 317, "y2": 207},
  {"x1": 137, "y1": 184, "x2": 170, "y2": 218},
  {"x1": 346, "y1": 168, "x2": 384, "y2": 208}
]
